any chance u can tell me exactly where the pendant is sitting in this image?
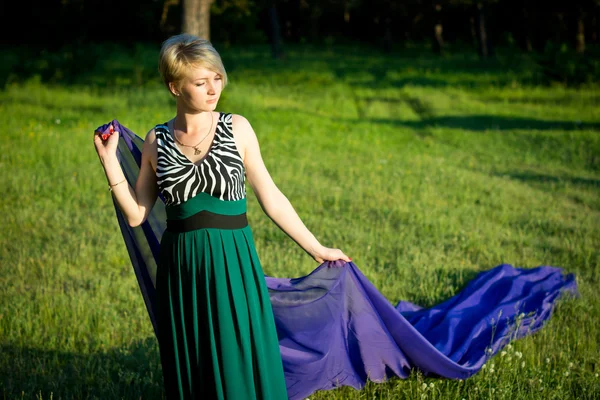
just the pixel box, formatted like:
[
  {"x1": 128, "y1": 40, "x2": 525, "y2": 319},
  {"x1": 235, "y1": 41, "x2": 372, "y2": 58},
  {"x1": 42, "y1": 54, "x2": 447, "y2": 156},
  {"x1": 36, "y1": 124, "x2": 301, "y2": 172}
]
[{"x1": 194, "y1": 147, "x2": 201, "y2": 155}]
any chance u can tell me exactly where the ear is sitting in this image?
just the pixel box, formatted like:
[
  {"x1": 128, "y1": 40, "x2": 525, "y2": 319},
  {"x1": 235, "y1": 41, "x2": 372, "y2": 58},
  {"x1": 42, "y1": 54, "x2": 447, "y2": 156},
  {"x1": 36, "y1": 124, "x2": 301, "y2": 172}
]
[{"x1": 168, "y1": 82, "x2": 180, "y2": 97}]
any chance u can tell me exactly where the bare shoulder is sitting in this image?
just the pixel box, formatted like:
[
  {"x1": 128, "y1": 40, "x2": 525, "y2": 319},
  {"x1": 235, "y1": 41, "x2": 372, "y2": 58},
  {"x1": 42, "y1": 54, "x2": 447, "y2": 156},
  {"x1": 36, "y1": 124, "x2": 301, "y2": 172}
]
[
  {"x1": 144, "y1": 127, "x2": 157, "y2": 143},
  {"x1": 231, "y1": 113, "x2": 253, "y2": 136},
  {"x1": 142, "y1": 128, "x2": 158, "y2": 169}
]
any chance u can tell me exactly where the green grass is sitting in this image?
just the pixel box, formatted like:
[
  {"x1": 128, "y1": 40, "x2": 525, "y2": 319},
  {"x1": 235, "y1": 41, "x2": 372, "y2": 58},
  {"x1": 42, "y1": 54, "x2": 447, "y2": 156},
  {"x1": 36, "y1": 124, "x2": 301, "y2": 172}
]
[{"x1": 1, "y1": 43, "x2": 599, "y2": 399}]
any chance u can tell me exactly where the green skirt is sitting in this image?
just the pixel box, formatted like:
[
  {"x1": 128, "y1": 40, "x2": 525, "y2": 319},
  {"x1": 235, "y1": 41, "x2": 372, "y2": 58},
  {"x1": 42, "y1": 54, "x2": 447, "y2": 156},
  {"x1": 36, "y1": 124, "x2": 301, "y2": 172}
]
[{"x1": 155, "y1": 194, "x2": 288, "y2": 399}]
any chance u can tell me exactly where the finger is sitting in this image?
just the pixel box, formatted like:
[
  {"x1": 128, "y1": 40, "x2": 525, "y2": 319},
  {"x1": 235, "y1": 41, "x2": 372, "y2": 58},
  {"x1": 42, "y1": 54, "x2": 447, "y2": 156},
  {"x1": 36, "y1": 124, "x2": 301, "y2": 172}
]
[{"x1": 337, "y1": 250, "x2": 352, "y2": 262}]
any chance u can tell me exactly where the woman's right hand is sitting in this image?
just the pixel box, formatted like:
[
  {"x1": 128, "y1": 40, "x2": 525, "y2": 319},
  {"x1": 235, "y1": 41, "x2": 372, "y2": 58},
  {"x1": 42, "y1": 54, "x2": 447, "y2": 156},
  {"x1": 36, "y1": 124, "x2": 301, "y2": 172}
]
[{"x1": 94, "y1": 125, "x2": 119, "y2": 160}]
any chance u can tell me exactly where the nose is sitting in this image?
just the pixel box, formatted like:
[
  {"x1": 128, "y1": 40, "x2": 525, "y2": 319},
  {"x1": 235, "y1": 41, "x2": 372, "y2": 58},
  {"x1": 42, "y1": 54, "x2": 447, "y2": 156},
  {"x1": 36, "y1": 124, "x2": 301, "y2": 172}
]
[{"x1": 207, "y1": 81, "x2": 216, "y2": 94}]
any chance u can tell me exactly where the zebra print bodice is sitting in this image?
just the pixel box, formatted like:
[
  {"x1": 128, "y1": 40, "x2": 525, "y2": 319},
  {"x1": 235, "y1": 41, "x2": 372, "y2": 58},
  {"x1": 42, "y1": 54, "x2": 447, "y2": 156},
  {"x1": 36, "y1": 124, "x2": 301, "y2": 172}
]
[{"x1": 155, "y1": 112, "x2": 246, "y2": 206}]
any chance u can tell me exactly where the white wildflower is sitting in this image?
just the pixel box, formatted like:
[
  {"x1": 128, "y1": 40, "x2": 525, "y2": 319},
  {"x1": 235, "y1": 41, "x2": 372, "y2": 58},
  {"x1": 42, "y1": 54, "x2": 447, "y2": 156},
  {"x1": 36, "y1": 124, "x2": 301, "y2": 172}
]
[
  {"x1": 564, "y1": 371, "x2": 569, "y2": 377},
  {"x1": 545, "y1": 358, "x2": 551, "y2": 364},
  {"x1": 507, "y1": 344, "x2": 513, "y2": 351},
  {"x1": 507, "y1": 356, "x2": 512, "y2": 362},
  {"x1": 482, "y1": 363, "x2": 486, "y2": 369},
  {"x1": 595, "y1": 373, "x2": 599, "y2": 378},
  {"x1": 539, "y1": 379, "x2": 543, "y2": 384},
  {"x1": 421, "y1": 383, "x2": 427, "y2": 390},
  {"x1": 568, "y1": 362, "x2": 574, "y2": 369},
  {"x1": 489, "y1": 368, "x2": 495, "y2": 374},
  {"x1": 515, "y1": 351, "x2": 522, "y2": 359},
  {"x1": 521, "y1": 361, "x2": 525, "y2": 368},
  {"x1": 501, "y1": 351, "x2": 507, "y2": 357},
  {"x1": 55, "y1": 119, "x2": 61, "y2": 124},
  {"x1": 491, "y1": 363, "x2": 495, "y2": 369},
  {"x1": 429, "y1": 382, "x2": 435, "y2": 389}
]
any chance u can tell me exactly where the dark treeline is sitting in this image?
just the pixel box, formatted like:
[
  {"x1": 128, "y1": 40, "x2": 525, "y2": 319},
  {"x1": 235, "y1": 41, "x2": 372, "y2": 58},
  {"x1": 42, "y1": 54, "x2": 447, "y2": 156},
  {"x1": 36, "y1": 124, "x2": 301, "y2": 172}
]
[
  {"x1": 4, "y1": 0, "x2": 599, "y2": 55},
  {"x1": 2, "y1": 0, "x2": 599, "y2": 86}
]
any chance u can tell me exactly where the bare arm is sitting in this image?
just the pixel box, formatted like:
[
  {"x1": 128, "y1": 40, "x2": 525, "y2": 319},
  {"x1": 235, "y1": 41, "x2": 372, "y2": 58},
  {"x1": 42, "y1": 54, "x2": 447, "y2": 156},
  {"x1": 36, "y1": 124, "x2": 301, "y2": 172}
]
[
  {"x1": 94, "y1": 127, "x2": 159, "y2": 227},
  {"x1": 233, "y1": 115, "x2": 350, "y2": 263}
]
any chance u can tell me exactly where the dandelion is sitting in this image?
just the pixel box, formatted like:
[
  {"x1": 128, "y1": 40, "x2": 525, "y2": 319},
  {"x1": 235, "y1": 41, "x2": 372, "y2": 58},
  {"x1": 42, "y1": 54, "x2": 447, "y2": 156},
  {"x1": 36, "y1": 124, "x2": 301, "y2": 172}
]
[
  {"x1": 491, "y1": 363, "x2": 495, "y2": 369},
  {"x1": 545, "y1": 358, "x2": 551, "y2": 364},
  {"x1": 490, "y1": 368, "x2": 495, "y2": 374},
  {"x1": 482, "y1": 363, "x2": 486, "y2": 369},
  {"x1": 429, "y1": 382, "x2": 435, "y2": 389},
  {"x1": 506, "y1": 356, "x2": 512, "y2": 362},
  {"x1": 501, "y1": 351, "x2": 507, "y2": 357},
  {"x1": 521, "y1": 361, "x2": 525, "y2": 368},
  {"x1": 595, "y1": 373, "x2": 599, "y2": 378},
  {"x1": 515, "y1": 351, "x2": 523, "y2": 359},
  {"x1": 421, "y1": 383, "x2": 427, "y2": 390},
  {"x1": 507, "y1": 344, "x2": 513, "y2": 351},
  {"x1": 568, "y1": 362, "x2": 574, "y2": 369},
  {"x1": 564, "y1": 371, "x2": 569, "y2": 377}
]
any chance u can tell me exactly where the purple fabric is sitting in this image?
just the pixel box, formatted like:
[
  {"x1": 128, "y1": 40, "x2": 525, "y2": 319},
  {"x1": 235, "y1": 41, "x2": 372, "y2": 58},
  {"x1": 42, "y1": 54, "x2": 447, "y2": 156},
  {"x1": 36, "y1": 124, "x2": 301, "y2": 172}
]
[{"x1": 97, "y1": 120, "x2": 578, "y2": 400}]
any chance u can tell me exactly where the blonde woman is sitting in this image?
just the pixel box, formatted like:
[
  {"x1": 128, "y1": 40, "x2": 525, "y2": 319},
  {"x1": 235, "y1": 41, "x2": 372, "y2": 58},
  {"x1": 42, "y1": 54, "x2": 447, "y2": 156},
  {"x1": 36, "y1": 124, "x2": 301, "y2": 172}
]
[{"x1": 94, "y1": 34, "x2": 350, "y2": 399}]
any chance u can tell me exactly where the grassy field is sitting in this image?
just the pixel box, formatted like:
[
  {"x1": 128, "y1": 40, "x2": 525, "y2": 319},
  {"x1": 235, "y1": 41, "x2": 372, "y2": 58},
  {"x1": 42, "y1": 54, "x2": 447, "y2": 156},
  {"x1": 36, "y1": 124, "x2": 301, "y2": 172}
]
[{"x1": 1, "y1": 43, "x2": 599, "y2": 399}]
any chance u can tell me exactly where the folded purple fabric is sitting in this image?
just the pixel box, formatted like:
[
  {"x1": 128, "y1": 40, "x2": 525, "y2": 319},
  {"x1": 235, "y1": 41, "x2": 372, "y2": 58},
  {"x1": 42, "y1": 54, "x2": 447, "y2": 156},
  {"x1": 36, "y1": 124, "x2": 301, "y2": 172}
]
[{"x1": 97, "y1": 120, "x2": 578, "y2": 400}]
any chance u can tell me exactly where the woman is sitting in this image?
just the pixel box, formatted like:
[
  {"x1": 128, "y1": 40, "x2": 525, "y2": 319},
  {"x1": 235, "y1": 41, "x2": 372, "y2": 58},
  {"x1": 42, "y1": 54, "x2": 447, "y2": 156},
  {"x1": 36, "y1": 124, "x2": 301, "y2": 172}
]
[{"x1": 94, "y1": 33, "x2": 350, "y2": 399}]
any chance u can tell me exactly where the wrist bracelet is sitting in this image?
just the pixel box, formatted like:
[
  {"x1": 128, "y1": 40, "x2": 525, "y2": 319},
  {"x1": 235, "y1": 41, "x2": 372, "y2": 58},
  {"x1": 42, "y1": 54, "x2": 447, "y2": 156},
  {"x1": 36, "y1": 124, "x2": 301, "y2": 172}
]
[{"x1": 108, "y1": 178, "x2": 126, "y2": 191}]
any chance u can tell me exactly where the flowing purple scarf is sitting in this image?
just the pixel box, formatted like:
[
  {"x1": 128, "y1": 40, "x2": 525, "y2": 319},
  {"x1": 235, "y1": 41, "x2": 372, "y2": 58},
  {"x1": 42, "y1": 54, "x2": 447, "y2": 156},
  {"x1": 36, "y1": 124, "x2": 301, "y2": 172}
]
[{"x1": 97, "y1": 120, "x2": 578, "y2": 400}]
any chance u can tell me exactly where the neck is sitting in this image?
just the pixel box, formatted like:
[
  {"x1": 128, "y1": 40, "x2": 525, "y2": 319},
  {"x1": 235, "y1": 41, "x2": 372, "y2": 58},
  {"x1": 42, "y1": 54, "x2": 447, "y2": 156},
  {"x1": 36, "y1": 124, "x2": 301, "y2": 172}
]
[{"x1": 173, "y1": 108, "x2": 214, "y2": 135}]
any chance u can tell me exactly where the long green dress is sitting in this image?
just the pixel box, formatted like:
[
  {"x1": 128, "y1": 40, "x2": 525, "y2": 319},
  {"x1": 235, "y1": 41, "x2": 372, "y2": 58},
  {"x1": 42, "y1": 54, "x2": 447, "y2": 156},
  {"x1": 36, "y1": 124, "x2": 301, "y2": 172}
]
[{"x1": 153, "y1": 112, "x2": 288, "y2": 399}]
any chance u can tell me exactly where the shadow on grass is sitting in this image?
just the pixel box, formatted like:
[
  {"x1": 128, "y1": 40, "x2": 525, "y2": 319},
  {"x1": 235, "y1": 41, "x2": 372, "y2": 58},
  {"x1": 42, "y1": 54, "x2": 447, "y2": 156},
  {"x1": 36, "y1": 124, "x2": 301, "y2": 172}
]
[
  {"x1": 266, "y1": 103, "x2": 600, "y2": 133},
  {"x1": 497, "y1": 171, "x2": 600, "y2": 188},
  {"x1": 0, "y1": 96, "x2": 107, "y2": 114},
  {"x1": 366, "y1": 115, "x2": 600, "y2": 132},
  {"x1": 0, "y1": 337, "x2": 164, "y2": 399}
]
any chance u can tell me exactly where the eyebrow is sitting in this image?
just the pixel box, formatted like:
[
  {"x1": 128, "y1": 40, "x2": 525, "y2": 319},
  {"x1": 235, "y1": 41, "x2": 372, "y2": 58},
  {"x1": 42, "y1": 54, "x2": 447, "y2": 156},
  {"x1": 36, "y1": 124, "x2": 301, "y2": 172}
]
[{"x1": 192, "y1": 74, "x2": 221, "y2": 81}]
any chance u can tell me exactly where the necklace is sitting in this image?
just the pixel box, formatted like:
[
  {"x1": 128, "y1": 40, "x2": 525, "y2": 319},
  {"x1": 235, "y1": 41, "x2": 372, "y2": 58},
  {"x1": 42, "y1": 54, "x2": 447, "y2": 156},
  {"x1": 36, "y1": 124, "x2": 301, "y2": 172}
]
[{"x1": 173, "y1": 112, "x2": 214, "y2": 155}]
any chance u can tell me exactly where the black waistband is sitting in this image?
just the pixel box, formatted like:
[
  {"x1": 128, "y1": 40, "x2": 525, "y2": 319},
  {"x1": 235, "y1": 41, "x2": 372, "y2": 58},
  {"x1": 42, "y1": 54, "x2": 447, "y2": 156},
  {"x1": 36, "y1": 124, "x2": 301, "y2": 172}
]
[{"x1": 166, "y1": 210, "x2": 248, "y2": 232}]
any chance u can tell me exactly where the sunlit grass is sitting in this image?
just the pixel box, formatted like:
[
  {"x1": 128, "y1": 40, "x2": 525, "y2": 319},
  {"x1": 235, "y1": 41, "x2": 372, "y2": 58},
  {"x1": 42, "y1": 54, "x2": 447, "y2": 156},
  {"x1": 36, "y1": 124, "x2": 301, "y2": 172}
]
[{"x1": 1, "y1": 43, "x2": 599, "y2": 399}]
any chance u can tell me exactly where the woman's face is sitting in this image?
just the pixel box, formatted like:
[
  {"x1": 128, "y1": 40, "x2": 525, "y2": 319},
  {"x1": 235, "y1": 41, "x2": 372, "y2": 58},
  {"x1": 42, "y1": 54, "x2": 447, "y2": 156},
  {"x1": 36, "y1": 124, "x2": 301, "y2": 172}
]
[{"x1": 174, "y1": 66, "x2": 223, "y2": 112}]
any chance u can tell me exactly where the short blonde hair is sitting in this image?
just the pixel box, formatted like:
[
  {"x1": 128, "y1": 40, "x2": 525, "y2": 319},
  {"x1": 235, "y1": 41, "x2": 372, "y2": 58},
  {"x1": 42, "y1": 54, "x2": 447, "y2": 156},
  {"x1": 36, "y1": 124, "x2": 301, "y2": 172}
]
[{"x1": 158, "y1": 34, "x2": 228, "y2": 95}]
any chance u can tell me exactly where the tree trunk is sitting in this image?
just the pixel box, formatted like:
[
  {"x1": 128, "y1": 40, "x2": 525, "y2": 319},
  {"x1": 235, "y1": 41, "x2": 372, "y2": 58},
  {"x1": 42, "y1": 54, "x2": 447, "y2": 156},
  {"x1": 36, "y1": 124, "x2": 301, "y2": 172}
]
[
  {"x1": 522, "y1": 6, "x2": 533, "y2": 52},
  {"x1": 470, "y1": 15, "x2": 478, "y2": 50},
  {"x1": 182, "y1": 0, "x2": 214, "y2": 40},
  {"x1": 268, "y1": 1, "x2": 285, "y2": 59},
  {"x1": 383, "y1": 16, "x2": 393, "y2": 53},
  {"x1": 576, "y1": 7, "x2": 585, "y2": 54},
  {"x1": 476, "y1": 2, "x2": 488, "y2": 58},
  {"x1": 432, "y1": 3, "x2": 444, "y2": 55}
]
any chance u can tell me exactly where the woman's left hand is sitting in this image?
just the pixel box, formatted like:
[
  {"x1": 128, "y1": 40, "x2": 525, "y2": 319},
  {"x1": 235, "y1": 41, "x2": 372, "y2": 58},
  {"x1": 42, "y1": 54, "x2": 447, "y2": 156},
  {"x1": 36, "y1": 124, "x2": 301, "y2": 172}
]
[{"x1": 312, "y1": 246, "x2": 352, "y2": 264}]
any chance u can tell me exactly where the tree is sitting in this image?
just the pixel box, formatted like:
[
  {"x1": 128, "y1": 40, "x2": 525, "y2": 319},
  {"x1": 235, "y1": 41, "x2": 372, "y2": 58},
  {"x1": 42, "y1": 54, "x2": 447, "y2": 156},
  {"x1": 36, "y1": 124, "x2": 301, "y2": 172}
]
[{"x1": 183, "y1": 0, "x2": 215, "y2": 40}]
